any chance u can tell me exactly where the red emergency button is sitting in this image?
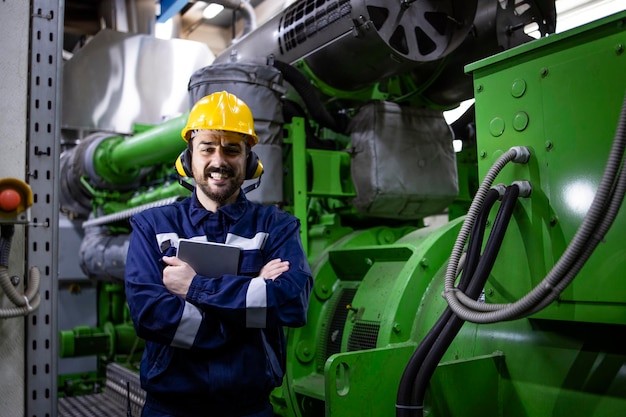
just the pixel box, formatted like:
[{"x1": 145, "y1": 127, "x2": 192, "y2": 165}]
[
  {"x1": 0, "y1": 178, "x2": 32, "y2": 216},
  {"x1": 0, "y1": 188, "x2": 22, "y2": 212}
]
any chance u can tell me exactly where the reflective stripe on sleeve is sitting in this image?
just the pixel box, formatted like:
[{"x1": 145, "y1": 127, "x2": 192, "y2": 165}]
[
  {"x1": 246, "y1": 277, "x2": 267, "y2": 328},
  {"x1": 226, "y1": 232, "x2": 269, "y2": 250},
  {"x1": 171, "y1": 301, "x2": 203, "y2": 349}
]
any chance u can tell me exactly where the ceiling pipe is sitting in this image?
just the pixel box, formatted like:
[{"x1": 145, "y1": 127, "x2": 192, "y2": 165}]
[{"x1": 213, "y1": 0, "x2": 257, "y2": 42}]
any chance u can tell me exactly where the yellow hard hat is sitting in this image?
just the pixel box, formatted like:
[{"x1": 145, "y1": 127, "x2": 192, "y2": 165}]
[{"x1": 181, "y1": 91, "x2": 258, "y2": 146}]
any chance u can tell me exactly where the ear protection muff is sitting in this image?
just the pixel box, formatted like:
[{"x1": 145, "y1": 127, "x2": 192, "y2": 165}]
[
  {"x1": 245, "y1": 151, "x2": 263, "y2": 180},
  {"x1": 175, "y1": 149, "x2": 194, "y2": 192},
  {"x1": 175, "y1": 148, "x2": 264, "y2": 180},
  {"x1": 175, "y1": 148, "x2": 193, "y2": 178}
]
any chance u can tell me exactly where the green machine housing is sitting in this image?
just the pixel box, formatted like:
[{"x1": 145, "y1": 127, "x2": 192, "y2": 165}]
[
  {"x1": 275, "y1": 11, "x2": 626, "y2": 417},
  {"x1": 468, "y1": 14, "x2": 626, "y2": 324}
]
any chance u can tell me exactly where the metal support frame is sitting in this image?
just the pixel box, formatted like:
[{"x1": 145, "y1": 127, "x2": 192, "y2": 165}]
[
  {"x1": 286, "y1": 118, "x2": 309, "y2": 255},
  {"x1": 27, "y1": 1, "x2": 63, "y2": 415}
]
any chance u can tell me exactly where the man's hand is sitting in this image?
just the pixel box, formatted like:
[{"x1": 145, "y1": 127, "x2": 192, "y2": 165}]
[
  {"x1": 162, "y1": 256, "x2": 196, "y2": 297},
  {"x1": 259, "y1": 258, "x2": 290, "y2": 281}
]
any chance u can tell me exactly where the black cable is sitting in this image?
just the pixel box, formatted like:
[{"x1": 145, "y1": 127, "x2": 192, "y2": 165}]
[
  {"x1": 410, "y1": 185, "x2": 520, "y2": 414},
  {"x1": 463, "y1": 188, "x2": 502, "y2": 282},
  {"x1": 395, "y1": 188, "x2": 500, "y2": 416},
  {"x1": 271, "y1": 59, "x2": 346, "y2": 133},
  {"x1": 282, "y1": 99, "x2": 336, "y2": 150},
  {"x1": 464, "y1": 184, "x2": 520, "y2": 295},
  {"x1": 396, "y1": 184, "x2": 520, "y2": 417}
]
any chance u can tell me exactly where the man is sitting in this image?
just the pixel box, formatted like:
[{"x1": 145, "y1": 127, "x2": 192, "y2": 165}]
[{"x1": 125, "y1": 91, "x2": 313, "y2": 417}]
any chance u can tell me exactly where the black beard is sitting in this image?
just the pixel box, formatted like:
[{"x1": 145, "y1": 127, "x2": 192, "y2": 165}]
[
  {"x1": 195, "y1": 166, "x2": 242, "y2": 205},
  {"x1": 196, "y1": 180, "x2": 240, "y2": 205}
]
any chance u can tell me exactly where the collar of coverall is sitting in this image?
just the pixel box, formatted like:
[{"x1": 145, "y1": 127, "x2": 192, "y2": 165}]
[{"x1": 188, "y1": 188, "x2": 249, "y2": 226}]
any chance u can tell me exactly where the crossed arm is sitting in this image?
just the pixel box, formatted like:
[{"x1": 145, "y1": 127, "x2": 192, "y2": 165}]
[{"x1": 162, "y1": 256, "x2": 290, "y2": 297}]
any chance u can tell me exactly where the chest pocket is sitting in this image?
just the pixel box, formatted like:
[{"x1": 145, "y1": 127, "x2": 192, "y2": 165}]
[{"x1": 239, "y1": 250, "x2": 264, "y2": 276}]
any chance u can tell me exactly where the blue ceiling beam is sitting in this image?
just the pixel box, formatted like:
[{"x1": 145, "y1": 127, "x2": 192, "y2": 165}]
[{"x1": 157, "y1": 0, "x2": 189, "y2": 23}]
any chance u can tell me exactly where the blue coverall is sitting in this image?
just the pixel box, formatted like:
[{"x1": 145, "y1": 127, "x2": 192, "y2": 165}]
[{"x1": 125, "y1": 190, "x2": 313, "y2": 416}]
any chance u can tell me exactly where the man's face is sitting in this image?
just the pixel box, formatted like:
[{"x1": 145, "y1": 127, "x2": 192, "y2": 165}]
[{"x1": 190, "y1": 130, "x2": 247, "y2": 207}]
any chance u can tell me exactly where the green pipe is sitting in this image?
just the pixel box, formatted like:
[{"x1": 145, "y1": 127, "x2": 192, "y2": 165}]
[
  {"x1": 92, "y1": 113, "x2": 189, "y2": 184},
  {"x1": 125, "y1": 181, "x2": 191, "y2": 208},
  {"x1": 111, "y1": 113, "x2": 189, "y2": 166}
]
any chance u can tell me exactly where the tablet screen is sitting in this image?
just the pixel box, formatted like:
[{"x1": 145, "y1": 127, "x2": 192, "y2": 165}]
[{"x1": 176, "y1": 239, "x2": 241, "y2": 277}]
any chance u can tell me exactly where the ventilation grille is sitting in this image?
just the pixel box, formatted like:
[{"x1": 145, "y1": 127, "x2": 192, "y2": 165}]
[
  {"x1": 317, "y1": 287, "x2": 356, "y2": 372},
  {"x1": 347, "y1": 320, "x2": 380, "y2": 351},
  {"x1": 278, "y1": 0, "x2": 352, "y2": 54}
]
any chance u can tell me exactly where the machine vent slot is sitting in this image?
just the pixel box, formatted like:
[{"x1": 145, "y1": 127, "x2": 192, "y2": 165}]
[
  {"x1": 316, "y1": 287, "x2": 357, "y2": 372},
  {"x1": 424, "y1": 11, "x2": 449, "y2": 36},
  {"x1": 279, "y1": 0, "x2": 352, "y2": 53},
  {"x1": 347, "y1": 320, "x2": 380, "y2": 351},
  {"x1": 390, "y1": 25, "x2": 408, "y2": 55},
  {"x1": 367, "y1": 6, "x2": 389, "y2": 31},
  {"x1": 415, "y1": 26, "x2": 436, "y2": 55}
]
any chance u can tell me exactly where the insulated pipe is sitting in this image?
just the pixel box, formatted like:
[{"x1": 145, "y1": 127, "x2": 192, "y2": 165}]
[
  {"x1": 79, "y1": 224, "x2": 132, "y2": 282},
  {"x1": 215, "y1": 0, "x2": 478, "y2": 92},
  {"x1": 215, "y1": 0, "x2": 554, "y2": 104}
]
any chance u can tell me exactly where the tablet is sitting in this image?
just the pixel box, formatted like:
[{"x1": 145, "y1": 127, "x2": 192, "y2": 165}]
[{"x1": 176, "y1": 239, "x2": 241, "y2": 278}]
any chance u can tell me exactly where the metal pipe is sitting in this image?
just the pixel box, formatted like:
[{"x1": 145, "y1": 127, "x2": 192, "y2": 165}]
[{"x1": 216, "y1": 0, "x2": 257, "y2": 41}]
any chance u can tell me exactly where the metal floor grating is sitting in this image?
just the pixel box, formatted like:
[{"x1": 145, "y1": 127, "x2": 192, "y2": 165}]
[{"x1": 58, "y1": 363, "x2": 145, "y2": 417}]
